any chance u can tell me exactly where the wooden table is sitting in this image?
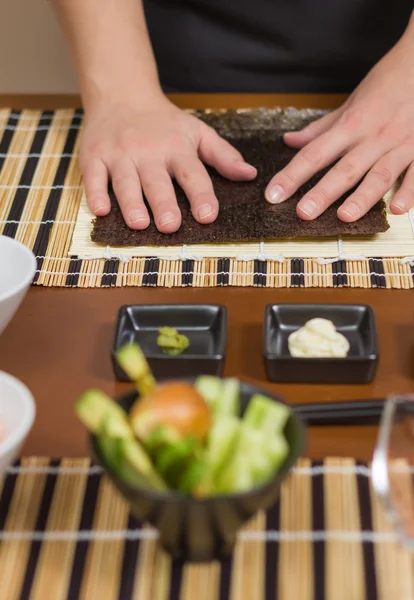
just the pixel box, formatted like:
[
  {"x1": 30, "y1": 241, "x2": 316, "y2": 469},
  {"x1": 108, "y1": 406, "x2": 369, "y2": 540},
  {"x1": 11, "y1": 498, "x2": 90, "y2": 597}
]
[{"x1": 0, "y1": 94, "x2": 413, "y2": 462}]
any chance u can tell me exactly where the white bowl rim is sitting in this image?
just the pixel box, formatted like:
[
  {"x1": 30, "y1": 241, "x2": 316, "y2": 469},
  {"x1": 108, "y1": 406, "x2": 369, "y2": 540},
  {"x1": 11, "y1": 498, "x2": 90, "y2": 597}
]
[
  {"x1": 0, "y1": 371, "x2": 36, "y2": 455},
  {"x1": 0, "y1": 236, "x2": 37, "y2": 303}
]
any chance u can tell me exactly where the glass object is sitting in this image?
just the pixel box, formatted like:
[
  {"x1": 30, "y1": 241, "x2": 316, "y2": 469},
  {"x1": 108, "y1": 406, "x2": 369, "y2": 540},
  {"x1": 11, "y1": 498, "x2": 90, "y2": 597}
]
[{"x1": 372, "y1": 394, "x2": 414, "y2": 550}]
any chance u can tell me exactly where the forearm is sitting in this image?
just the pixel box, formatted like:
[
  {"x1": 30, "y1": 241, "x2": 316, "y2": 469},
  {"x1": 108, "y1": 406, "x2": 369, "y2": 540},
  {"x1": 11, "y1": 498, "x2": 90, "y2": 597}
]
[{"x1": 52, "y1": 0, "x2": 163, "y2": 111}]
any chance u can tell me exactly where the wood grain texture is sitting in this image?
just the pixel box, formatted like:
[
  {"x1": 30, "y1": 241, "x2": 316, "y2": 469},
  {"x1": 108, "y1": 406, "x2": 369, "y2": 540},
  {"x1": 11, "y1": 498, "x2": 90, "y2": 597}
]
[
  {"x1": 0, "y1": 93, "x2": 349, "y2": 110},
  {"x1": 0, "y1": 286, "x2": 413, "y2": 460}
]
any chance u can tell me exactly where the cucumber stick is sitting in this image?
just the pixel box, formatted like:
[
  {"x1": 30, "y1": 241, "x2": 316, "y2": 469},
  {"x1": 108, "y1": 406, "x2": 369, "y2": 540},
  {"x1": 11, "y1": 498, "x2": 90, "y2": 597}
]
[
  {"x1": 195, "y1": 376, "x2": 222, "y2": 410},
  {"x1": 243, "y1": 394, "x2": 290, "y2": 435},
  {"x1": 75, "y1": 389, "x2": 129, "y2": 435},
  {"x1": 216, "y1": 378, "x2": 240, "y2": 416},
  {"x1": 116, "y1": 343, "x2": 156, "y2": 395},
  {"x1": 205, "y1": 415, "x2": 240, "y2": 481}
]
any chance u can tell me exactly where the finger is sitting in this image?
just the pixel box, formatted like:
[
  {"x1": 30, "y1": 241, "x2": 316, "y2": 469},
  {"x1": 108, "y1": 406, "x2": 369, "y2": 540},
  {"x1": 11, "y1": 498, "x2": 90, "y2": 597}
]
[
  {"x1": 337, "y1": 146, "x2": 414, "y2": 222},
  {"x1": 283, "y1": 108, "x2": 343, "y2": 149},
  {"x1": 390, "y1": 160, "x2": 414, "y2": 215},
  {"x1": 111, "y1": 157, "x2": 150, "y2": 229},
  {"x1": 265, "y1": 126, "x2": 349, "y2": 205},
  {"x1": 139, "y1": 162, "x2": 181, "y2": 233},
  {"x1": 296, "y1": 141, "x2": 385, "y2": 220},
  {"x1": 198, "y1": 125, "x2": 257, "y2": 181},
  {"x1": 171, "y1": 155, "x2": 219, "y2": 223},
  {"x1": 81, "y1": 157, "x2": 111, "y2": 216}
]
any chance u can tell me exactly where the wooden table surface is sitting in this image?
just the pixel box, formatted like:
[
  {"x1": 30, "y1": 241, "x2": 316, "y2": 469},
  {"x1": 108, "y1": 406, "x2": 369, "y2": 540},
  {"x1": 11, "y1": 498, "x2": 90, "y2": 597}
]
[{"x1": 0, "y1": 94, "x2": 413, "y2": 463}]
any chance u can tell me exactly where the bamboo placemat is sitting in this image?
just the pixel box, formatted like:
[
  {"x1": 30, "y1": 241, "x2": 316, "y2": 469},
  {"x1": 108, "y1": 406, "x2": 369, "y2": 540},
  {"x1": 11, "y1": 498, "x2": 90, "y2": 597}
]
[
  {"x1": 1, "y1": 108, "x2": 414, "y2": 289},
  {"x1": 0, "y1": 457, "x2": 413, "y2": 600}
]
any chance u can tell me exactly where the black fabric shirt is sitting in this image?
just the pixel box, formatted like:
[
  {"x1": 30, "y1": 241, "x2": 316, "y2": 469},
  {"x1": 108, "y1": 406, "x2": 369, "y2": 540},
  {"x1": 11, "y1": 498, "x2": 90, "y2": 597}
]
[{"x1": 143, "y1": 0, "x2": 413, "y2": 93}]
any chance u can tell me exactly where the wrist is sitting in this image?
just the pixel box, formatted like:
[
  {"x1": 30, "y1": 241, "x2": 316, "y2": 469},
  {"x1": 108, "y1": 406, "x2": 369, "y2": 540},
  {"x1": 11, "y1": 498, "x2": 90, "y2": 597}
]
[{"x1": 81, "y1": 74, "x2": 166, "y2": 114}]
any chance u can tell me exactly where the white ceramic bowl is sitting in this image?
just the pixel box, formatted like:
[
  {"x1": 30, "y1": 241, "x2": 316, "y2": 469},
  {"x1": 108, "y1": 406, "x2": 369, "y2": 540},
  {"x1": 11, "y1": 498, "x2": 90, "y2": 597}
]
[
  {"x1": 0, "y1": 236, "x2": 37, "y2": 335},
  {"x1": 0, "y1": 371, "x2": 36, "y2": 477}
]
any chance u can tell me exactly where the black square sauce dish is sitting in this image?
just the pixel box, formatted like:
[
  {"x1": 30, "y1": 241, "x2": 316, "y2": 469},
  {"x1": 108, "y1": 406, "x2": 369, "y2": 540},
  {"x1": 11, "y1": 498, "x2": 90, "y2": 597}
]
[
  {"x1": 112, "y1": 304, "x2": 227, "y2": 381},
  {"x1": 263, "y1": 303, "x2": 378, "y2": 384}
]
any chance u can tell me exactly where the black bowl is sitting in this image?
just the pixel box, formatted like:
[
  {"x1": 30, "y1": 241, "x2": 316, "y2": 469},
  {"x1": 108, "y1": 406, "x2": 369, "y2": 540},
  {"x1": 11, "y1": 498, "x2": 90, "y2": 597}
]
[
  {"x1": 112, "y1": 304, "x2": 227, "y2": 381},
  {"x1": 90, "y1": 381, "x2": 306, "y2": 562}
]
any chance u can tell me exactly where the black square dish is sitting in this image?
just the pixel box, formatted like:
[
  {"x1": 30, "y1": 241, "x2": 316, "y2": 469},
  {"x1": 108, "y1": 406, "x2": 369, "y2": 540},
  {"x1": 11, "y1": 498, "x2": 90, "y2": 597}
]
[
  {"x1": 112, "y1": 304, "x2": 227, "y2": 381},
  {"x1": 263, "y1": 304, "x2": 378, "y2": 384}
]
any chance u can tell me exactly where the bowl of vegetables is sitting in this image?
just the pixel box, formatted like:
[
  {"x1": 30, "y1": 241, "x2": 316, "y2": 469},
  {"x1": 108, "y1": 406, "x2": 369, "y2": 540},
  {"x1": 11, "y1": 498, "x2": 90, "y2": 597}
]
[{"x1": 76, "y1": 344, "x2": 306, "y2": 562}]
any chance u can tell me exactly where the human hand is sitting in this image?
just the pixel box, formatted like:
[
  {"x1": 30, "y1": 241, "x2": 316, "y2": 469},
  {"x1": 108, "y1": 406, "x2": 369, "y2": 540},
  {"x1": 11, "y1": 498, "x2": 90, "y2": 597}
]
[
  {"x1": 80, "y1": 96, "x2": 257, "y2": 233},
  {"x1": 265, "y1": 35, "x2": 414, "y2": 222}
]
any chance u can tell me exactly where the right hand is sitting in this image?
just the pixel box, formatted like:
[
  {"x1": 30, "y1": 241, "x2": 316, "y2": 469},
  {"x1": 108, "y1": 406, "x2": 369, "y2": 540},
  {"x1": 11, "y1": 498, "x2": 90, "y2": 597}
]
[{"x1": 79, "y1": 96, "x2": 257, "y2": 233}]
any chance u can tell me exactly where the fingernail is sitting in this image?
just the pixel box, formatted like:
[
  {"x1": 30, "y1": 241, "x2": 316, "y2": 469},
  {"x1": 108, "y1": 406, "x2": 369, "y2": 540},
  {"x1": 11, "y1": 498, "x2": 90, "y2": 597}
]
[
  {"x1": 299, "y1": 198, "x2": 318, "y2": 218},
  {"x1": 130, "y1": 209, "x2": 148, "y2": 224},
  {"x1": 393, "y1": 198, "x2": 406, "y2": 213},
  {"x1": 340, "y1": 202, "x2": 360, "y2": 219},
  {"x1": 198, "y1": 204, "x2": 215, "y2": 220},
  {"x1": 266, "y1": 184, "x2": 285, "y2": 204},
  {"x1": 94, "y1": 205, "x2": 105, "y2": 214},
  {"x1": 159, "y1": 211, "x2": 177, "y2": 227}
]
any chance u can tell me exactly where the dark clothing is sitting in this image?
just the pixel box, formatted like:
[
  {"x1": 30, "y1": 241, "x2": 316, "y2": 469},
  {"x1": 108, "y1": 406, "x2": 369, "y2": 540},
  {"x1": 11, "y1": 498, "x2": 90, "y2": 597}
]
[{"x1": 143, "y1": 0, "x2": 413, "y2": 93}]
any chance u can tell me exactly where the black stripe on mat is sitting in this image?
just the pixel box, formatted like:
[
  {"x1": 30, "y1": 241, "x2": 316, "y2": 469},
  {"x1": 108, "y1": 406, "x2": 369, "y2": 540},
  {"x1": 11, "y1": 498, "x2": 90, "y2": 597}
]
[
  {"x1": 369, "y1": 259, "x2": 377, "y2": 288},
  {"x1": 311, "y1": 460, "x2": 326, "y2": 600},
  {"x1": 375, "y1": 259, "x2": 386, "y2": 289},
  {"x1": 0, "y1": 111, "x2": 20, "y2": 173},
  {"x1": 19, "y1": 459, "x2": 61, "y2": 600},
  {"x1": 222, "y1": 258, "x2": 230, "y2": 286},
  {"x1": 254, "y1": 260, "x2": 267, "y2": 287},
  {"x1": 219, "y1": 556, "x2": 233, "y2": 600},
  {"x1": 65, "y1": 467, "x2": 102, "y2": 600},
  {"x1": 340, "y1": 259, "x2": 348, "y2": 287},
  {"x1": 217, "y1": 259, "x2": 223, "y2": 286},
  {"x1": 332, "y1": 260, "x2": 347, "y2": 288},
  {"x1": 101, "y1": 259, "x2": 120, "y2": 288},
  {"x1": 217, "y1": 258, "x2": 230, "y2": 286},
  {"x1": 181, "y1": 259, "x2": 194, "y2": 287},
  {"x1": 332, "y1": 261, "x2": 339, "y2": 288},
  {"x1": 169, "y1": 559, "x2": 184, "y2": 600},
  {"x1": 290, "y1": 259, "x2": 305, "y2": 287},
  {"x1": 0, "y1": 459, "x2": 20, "y2": 531},
  {"x1": 117, "y1": 513, "x2": 142, "y2": 600},
  {"x1": 265, "y1": 500, "x2": 280, "y2": 600},
  {"x1": 369, "y1": 259, "x2": 386, "y2": 289},
  {"x1": 33, "y1": 110, "x2": 82, "y2": 284},
  {"x1": 65, "y1": 256, "x2": 83, "y2": 288},
  {"x1": 411, "y1": 262, "x2": 414, "y2": 285},
  {"x1": 143, "y1": 258, "x2": 159, "y2": 287},
  {"x1": 3, "y1": 111, "x2": 53, "y2": 239},
  {"x1": 356, "y1": 460, "x2": 378, "y2": 600}
]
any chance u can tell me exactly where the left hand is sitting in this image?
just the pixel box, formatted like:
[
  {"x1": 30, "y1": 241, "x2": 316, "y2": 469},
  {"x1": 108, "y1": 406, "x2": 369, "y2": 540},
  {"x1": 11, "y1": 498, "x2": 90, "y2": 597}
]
[{"x1": 265, "y1": 33, "x2": 414, "y2": 222}]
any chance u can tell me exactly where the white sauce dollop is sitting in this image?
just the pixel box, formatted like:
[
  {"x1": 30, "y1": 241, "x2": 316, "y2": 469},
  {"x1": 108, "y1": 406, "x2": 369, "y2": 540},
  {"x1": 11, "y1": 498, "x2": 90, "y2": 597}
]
[{"x1": 288, "y1": 318, "x2": 350, "y2": 358}]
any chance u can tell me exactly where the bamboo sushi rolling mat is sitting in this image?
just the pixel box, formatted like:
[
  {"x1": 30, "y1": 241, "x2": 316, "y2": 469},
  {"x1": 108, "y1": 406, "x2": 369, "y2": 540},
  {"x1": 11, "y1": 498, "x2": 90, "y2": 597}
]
[
  {"x1": 2, "y1": 108, "x2": 414, "y2": 289},
  {"x1": 0, "y1": 457, "x2": 413, "y2": 600}
]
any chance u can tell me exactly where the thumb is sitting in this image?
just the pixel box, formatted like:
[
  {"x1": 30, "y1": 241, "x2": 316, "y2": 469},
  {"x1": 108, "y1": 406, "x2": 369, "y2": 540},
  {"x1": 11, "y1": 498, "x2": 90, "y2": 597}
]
[{"x1": 198, "y1": 125, "x2": 257, "y2": 181}]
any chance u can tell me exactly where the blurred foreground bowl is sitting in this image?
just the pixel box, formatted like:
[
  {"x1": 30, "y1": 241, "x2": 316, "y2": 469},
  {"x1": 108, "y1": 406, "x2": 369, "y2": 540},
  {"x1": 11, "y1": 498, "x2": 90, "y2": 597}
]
[
  {"x1": 90, "y1": 380, "x2": 306, "y2": 562},
  {"x1": 0, "y1": 236, "x2": 36, "y2": 335},
  {"x1": 0, "y1": 371, "x2": 36, "y2": 477}
]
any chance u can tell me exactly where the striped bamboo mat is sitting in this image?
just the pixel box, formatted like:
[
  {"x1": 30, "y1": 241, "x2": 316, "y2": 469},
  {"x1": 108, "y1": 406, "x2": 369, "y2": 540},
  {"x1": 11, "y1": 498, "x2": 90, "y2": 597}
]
[
  {"x1": 1, "y1": 108, "x2": 414, "y2": 289},
  {"x1": 0, "y1": 457, "x2": 413, "y2": 600}
]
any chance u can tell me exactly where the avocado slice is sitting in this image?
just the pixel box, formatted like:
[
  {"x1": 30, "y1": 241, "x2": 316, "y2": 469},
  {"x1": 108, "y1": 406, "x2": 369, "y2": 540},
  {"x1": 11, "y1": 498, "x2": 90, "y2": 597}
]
[{"x1": 155, "y1": 436, "x2": 201, "y2": 488}]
